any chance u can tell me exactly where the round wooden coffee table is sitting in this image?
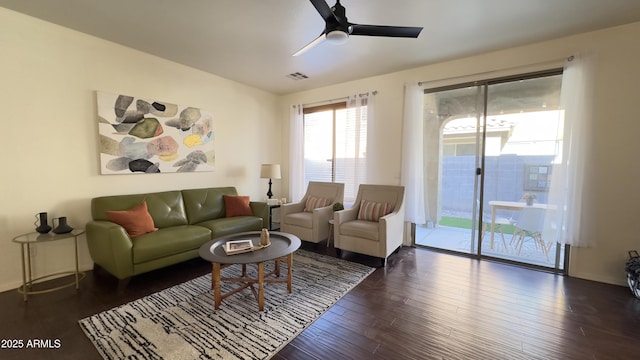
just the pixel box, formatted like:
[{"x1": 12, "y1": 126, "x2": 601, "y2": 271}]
[{"x1": 199, "y1": 231, "x2": 301, "y2": 311}]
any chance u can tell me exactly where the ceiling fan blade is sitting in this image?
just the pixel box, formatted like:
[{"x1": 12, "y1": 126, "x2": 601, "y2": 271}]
[
  {"x1": 292, "y1": 33, "x2": 327, "y2": 56},
  {"x1": 349, "y1": 24, "x2": 423, "y2": 38},
  {"x1": 309, "y1": 0, "x2": 338, "y2": 22}
]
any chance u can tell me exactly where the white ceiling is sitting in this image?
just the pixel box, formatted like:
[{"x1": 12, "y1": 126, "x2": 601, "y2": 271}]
[{"x1": 2, "y1": 0, "x2": 640, "y2": 95}]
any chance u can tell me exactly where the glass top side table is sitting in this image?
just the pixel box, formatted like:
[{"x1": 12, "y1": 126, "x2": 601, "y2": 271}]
[{"x1": 12, "y1": 229, "x2": 86, "y2": 301}]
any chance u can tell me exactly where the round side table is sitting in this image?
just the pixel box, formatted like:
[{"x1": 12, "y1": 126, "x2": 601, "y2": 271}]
[
  {"x1": 12, "y1": 229, "x2": 86, "y2": 301},
  {"x1": 327, "y1": 219, "x2": 335, "y2": 248}
]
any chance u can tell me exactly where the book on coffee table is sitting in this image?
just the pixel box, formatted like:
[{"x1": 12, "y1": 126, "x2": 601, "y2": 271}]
[{"x1": 224, "y1": 239, "x2": 254, "y2": 255}]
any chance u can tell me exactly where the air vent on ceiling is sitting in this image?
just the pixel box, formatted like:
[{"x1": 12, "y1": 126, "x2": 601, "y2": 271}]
[{"x1": 286, "y1": 72, "x2": 309, "y2": 80}]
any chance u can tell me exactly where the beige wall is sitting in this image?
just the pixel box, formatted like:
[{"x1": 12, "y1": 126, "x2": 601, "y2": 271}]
[
  {"x1": 0, "y1": 8, "x2": 281, "y2": 292},
  {"x1": 280, "y1": 22, "x2": 640, "y2": 286}
]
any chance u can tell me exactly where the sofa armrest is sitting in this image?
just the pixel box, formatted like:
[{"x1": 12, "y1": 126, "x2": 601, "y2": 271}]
[
  {"x1": 250, "y1": 201, "x2": 268, "y2": 228},
  {"x1": 335, "y1": 207, "x2": 358, "y2": 224},
  {"x1": 86, "y1": 220, "x2": 135, "y2": 280},
  {"x1": 310, "y1": 205, "x2": 334, "y2": 241},
  {"x1": 380, "y1": 208, "x2": 404, "y2": 231},
  {"x1": 333, "y1": 207, "x2": 359, "y2": 249},
  {"x1": 281, "y1": 202, "x2": 305, "y2": 218},
  {"x1": 378, "y1": 205, "x2": 406, "y2": 255},
  {"x1": 313, "y1": 205, "x2": 334, "y2": 224}
]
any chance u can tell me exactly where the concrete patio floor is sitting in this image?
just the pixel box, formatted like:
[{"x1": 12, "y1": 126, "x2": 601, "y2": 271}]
[{"x1": 415, "y1": 224, "x2": 565, "y2": 269}]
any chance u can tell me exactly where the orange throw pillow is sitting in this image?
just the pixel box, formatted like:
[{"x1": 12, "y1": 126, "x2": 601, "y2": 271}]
[
  {"x1": 224, "y1": 195, "x2": 253, "y2": 217},
  {"x1": 106, "y1": 201, "x2": 158, "y2": 237}
]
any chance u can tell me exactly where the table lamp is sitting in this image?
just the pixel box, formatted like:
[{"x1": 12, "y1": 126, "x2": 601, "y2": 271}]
[{"x1": 260, "y1": 164, "x2": 281, "y2": 199}]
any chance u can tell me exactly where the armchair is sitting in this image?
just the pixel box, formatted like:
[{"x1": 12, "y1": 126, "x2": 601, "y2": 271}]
[
  {"x1": 512, "y1": 206, "x2": 550, "y2": 259},
  {"x1": 334, "y1": 184, "x2": 405, "y2": 266},
  {"x1": 280, "y1": 181, "x2": 344, "y2": 244}
]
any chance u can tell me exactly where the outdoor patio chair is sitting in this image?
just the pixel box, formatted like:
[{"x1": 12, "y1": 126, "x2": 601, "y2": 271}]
[
  {"x1": 481, "y1": 216, "x2": 512, "y2": 251},
  {"x1": 512, "y1": 207, "x2": 551, "y2": 260}
]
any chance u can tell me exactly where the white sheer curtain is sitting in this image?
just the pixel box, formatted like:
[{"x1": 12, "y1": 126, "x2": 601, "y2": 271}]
[
  {"x1": 361, "y1": 93, "x2": 376, "y2": 186},
  {"x1": 401, "y1": 83, "x2": 427, "y2": 225},
  {"x1": 401, "y1": 83, "x2": 427, "y2": 246},
  {"x1": 290, "y1": 94, "x2": 374, "y2": 205},
  {"x1": 342, "y1": 92, "x2": 374, "y2": 205},
  {"x1": 543, "y1": 54, "x2": 595, "y2": 247},
  {"x1": 289, "y1": 104, "x2": 305, "y2": 202}
]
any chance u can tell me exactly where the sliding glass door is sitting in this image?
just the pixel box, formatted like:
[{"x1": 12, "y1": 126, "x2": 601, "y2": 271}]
[
  {"x1": 419, "y1": 85, "x2": 486, "y2": 255},
  {"x1": 415, "y1": 70, "x2": 567, "y2": 271}
]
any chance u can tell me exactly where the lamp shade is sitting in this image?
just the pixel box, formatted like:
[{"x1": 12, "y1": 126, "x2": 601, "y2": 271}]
[{"x1": 260, "y1": 164, "x2": 281, "y2": 179}]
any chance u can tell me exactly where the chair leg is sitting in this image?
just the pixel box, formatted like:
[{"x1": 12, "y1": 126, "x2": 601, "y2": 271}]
[
  {"x1": 535, "y1": 235, "x2": 551, "y2": 261},
  {"x1": 516, "y1": 233, "x2": 526, "y2": 256},
  {"x1": 511, "y1": 229, "x2": 521, "y2": 251},
  {"x1": 545, "y1": 241, "x2": 554, "y2": 257},
  {"x1": 481, "y1": 222, "x2": 487, "y2": 242},
  {"x1": 500, "y1": 233, "x2": 508, "y2": 252},
  {"x1": 510, "y1": 229, "x2": 521, "y2": 246},
  {"x1": 496, "y1": 225, "x2": 508, "y2": 252}
]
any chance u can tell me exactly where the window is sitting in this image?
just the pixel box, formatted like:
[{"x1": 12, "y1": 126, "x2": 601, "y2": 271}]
[
  {"x1": 524, "y1": 164, "x2": 551, "y2": 191},
  {"x1": 303, "y1": 100, "x2": 368, "y2": 204}
]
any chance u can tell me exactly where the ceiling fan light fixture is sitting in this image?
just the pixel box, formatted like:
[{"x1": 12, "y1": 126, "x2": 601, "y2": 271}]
[
  {"x1": 326, "y1": 29, "x2": 349, "y2": 44},
  {"x1": 293, "y1": 0, "x2": 422, "y2": 56}
]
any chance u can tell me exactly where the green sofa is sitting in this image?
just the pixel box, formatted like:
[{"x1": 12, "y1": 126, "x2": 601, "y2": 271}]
[{"x1": 86, "y1": 187, "x2": 268, "y2": 280}]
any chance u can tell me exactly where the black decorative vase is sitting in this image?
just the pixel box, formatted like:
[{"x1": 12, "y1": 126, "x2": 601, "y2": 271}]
[
  {"x1": 52, "y1": 216, "x2": 73, "y2": 234},
  {"x1": 34, "y1": 212, "x2": 52, "y2": 234}
]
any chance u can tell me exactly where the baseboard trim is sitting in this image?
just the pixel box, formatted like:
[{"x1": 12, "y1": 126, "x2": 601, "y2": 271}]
[{"x1": 0, "y1": 261, "x2": 94, "y2": 294}]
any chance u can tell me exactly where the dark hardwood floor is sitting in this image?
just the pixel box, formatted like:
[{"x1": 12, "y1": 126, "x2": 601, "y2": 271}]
[{"x1": 1, "y1": 243, "x2": 639, "y2": 360}]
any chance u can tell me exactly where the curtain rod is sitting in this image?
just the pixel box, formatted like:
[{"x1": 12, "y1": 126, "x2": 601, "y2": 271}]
[
  {"x1": 300, "y1": 97, "x2": 347, "y2": 108},
  {"x1": 360, "y1": 90, "x2": 378, "y2": 97},
  {"x1": 299, "y1": 90, "x2": 377, "y2": 108},
  {"x1": 418, "y1": 55, "x2": 573, "y2": 87}
]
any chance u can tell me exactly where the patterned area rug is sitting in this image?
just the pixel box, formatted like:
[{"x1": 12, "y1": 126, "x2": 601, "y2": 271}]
[{"x1": 79, "y1": 250, "x2": 375, "y2": 360}]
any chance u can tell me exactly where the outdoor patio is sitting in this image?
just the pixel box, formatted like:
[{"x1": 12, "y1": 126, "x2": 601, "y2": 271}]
[{"x1": 415, "y1": 224, "x2": 563, "y2": 269}]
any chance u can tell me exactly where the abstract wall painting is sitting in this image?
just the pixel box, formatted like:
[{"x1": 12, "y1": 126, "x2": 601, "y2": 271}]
[{"x1": 96, "y1": 91, "x2": 215, "y2": 174}]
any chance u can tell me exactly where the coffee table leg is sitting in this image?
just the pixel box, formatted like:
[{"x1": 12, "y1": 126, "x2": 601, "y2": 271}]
[
  {"x1": 213, "y1": 263, "x2": 221, "y2": 309},
  {"x1": 287, "y1": 253, "x2": 293, "y2": 292},
  {"x1": 258, "y1": 262, "x2": 265, "y2": 311}
]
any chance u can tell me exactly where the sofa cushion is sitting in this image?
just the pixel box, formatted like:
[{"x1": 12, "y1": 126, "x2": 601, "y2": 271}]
[
  {"x1": 304, "y1": 196, "x2": 330, "y2": 212},
  {"x1": 182, "y1": 187, "x2": 238, "y2": 224},
  {"x1": 146, "y1": 191, "x2": 189, "y2": 228},
  {"x1": 224, "y1": 195, "x2": 253, "y2": 217},
  {"x1": 106, "y1": 201, "x2": 158, "y2": 237},
  {"x1": 357, "y1": 200, "x2": 391, "y2": 222},
  {"x1": 340, "y1": 220, "x2": 380, "y2": 241},
  {"x1": 132, "y1": 225, "x2": 211, "y2": 264},
  {"x1": 196, "y1": 216, "x2": 263, "y2": 239},
  {"x1": 284, "y1": 212, "x2": 313, "y2": 228}
]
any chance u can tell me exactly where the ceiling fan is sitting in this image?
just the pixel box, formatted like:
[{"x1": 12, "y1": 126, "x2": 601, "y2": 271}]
[{"x1": 293, "y1": 0, "x2": 423, "y2": 56}]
